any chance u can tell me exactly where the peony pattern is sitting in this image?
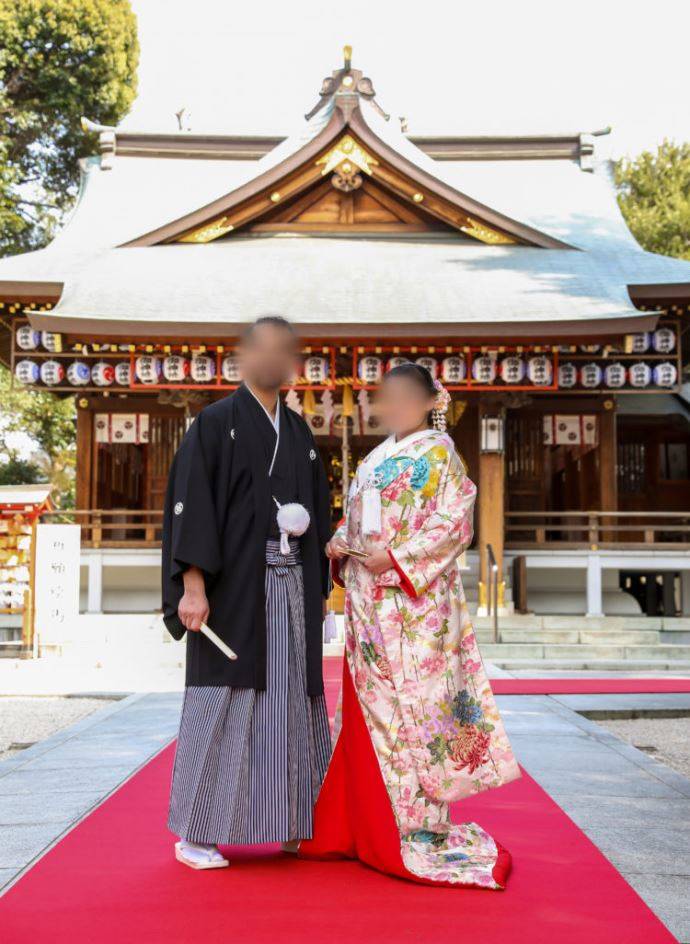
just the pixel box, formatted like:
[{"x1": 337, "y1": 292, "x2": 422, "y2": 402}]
[{"x1": 335, "y1": 430, "x2": 520, "y2": 887}]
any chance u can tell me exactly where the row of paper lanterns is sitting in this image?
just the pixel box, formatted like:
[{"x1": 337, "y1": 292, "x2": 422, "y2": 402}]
[
  {"x1": 558, "y1": 361, "x2": 678, "y2": 388},
  {"x1": 14, "y1": 353, "x2": 680, "y2": 389},
  {"x1": 14, "y1": 355, "x2": 238, "y2": 387}
]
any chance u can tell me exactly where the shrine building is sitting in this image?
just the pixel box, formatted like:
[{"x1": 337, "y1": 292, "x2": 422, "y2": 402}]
[{"x1": 2, "y1": 48, "x2": 690, "y2": 645}]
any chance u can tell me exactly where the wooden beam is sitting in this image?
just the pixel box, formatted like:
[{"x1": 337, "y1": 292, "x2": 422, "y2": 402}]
[
  {"x1": 598, "y1": 402, "x2": 618, "y2": 542},
  {"x1": 75, "y1": 402, "x2": 94, "y2": 511},
  {"x1": 478, "y1": 405, "x2": 506, "y2": 601}
]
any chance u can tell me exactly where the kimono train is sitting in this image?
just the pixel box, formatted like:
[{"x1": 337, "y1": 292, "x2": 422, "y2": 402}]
[{"x1": 300, "y1": 428, "x2": 520, "y2": 888}]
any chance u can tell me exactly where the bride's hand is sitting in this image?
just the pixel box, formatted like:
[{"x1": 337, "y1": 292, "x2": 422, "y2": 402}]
[
  {"x1": 325, "y1": 537, "x2": 349, "y2": 560},
  {"x1": 362, "y1": 549, "x2": 392, "y2": 575}
]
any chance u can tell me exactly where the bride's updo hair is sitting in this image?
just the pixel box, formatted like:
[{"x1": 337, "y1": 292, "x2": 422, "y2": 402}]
[{"x1": 384, "y1": 362, "x2": 437, "y2": 396}]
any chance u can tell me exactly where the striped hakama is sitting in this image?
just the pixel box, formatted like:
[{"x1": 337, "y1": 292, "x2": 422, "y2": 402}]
[{"x1": 168, "y1": 540, "x2": 331, "y2": 845}]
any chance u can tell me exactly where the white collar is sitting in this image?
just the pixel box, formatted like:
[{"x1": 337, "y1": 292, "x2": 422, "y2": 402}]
[
  {"x1": 244, "y1": 383, "x2": 280, "y2": 475},
  {"x1": 244, "y1": 383, "x2": 280, "y2": 432}
]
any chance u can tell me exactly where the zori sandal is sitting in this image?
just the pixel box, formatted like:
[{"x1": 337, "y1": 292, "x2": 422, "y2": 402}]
[{"x1": 175, "y1": 841, "x2": 229, "y2": 870}]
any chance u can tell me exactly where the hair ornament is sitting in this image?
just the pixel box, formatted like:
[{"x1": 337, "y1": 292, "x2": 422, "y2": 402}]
[{"x1": 431, "y1": 379, "x2": 451, "y2": 432}]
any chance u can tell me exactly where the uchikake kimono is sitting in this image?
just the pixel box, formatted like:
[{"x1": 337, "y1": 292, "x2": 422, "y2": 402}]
[{"x1": 300, "y1": 428, "x2": 520, "y2": 888}]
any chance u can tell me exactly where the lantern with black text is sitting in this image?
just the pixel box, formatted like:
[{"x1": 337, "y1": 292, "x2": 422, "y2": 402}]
[
  {"x1": 303, "y1": 356, "x2": 329, "y2": 384},
  {"x1": 357, "y1": 355, "x2": 383, "y2": 384},
  {"x1": 441, "y1": 355, "x2": 466, "y2": 383},
  {"x1": 499, "y1": 356, "x2": 525, "y2": 384},
  {"x1": 558, "y1": 363, "x2": 577, "y2": 388}
]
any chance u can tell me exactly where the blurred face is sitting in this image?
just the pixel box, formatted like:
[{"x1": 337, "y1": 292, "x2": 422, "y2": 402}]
[
  {"x1": 375, "y1": 374, "x2": 436, "y2": 437},
  {"x1": 239, "y1": 322, "x2": 299, "y2": 390}
]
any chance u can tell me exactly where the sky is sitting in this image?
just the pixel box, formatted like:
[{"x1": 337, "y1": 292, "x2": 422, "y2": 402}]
[{"x1": 124, "y1": 0, "x2": 690, "y2": 160}]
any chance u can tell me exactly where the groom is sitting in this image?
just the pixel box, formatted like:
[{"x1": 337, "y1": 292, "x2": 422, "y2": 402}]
[{"x1": 161, "y1": 316, "x2": 332, "y2": 869}]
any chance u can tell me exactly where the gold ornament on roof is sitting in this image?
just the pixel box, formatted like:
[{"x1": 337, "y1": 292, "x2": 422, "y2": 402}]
[
  {"x1": 316, "y1": 135, "x2": 378, "y2": 178},
  {"x1": 180, "y1": 216, "x2": 234, "y2": 243},
  {"x1": 460, "y1": 217, "x2": 515, "y2": 245}
]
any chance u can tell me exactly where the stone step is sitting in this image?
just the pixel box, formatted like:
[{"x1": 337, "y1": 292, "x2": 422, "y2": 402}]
[
  {"x1": 489, "y1": 658, "x2": 690, "y2": 672},
  {"x1": 486, "y1": 628, "x2": 660, "y2": 646},
  {"x1": 480, "y1": 642, "x2": 690, "y2": 660}
]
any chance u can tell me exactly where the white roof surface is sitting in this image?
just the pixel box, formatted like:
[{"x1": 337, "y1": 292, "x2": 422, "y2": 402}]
[{"x1": 1, "y1": 98, "x2": 689, "y2": 333}]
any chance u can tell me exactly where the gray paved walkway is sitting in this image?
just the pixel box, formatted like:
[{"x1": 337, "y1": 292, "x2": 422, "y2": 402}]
[{"x1": 0, "y1": 690, "x2": 688, "y2": 942}]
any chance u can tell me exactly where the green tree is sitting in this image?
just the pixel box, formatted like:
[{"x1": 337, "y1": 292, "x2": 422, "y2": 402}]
[
  {"x1": 0, "y1": 366, "x2": 76, "y2": 505},
  {"x1": 0, "y1": 0, "x2": 139, "y2": 254},
  {"x1": 615, "y1": 141, "x2": 690, "y2": 260}
]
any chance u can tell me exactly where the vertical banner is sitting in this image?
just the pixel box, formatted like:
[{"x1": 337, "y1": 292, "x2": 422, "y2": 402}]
[{"x1": 34, "y1": 524, "x2": 81, "y2": 648}]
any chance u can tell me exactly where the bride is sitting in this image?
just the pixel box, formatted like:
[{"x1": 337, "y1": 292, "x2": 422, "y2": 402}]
[{"x1": 300, "y1": 362, "x2": 520, "y2": 888}]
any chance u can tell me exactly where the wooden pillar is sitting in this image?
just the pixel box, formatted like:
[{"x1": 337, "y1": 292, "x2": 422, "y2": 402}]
[
  {"x1": 478, "y1": 405, "x2": 506, "y2": 608},
  {"x1": 75, "y1": 400, "x2": 93, "y2": 510},
  {"x1": 598, "y1": 401, "x2": 618, "y2": 543}
]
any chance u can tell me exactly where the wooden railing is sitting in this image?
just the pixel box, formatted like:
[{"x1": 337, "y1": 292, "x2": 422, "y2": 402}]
[
  {"x1": 41, "y1": 509, "x2": 164, "y2": 547},
  {"x1": 38, "y1": 508, "x2": 690, "y2": 551},
  {"x1": 506, "y1": 511, "x2": 690, "y2": 549}
]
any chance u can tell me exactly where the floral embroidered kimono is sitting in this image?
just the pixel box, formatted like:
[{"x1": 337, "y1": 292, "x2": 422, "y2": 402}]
[{"x1": 300, "y1": 429, "x2": 520, "y2": 888}]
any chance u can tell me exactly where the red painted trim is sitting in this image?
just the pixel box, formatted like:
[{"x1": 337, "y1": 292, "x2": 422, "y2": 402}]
[
  {"x1": 331, "y1": 559, "x2": 344, "y2": 589},
  {"x1": 387, "y1": 549, "x2": 418, "y2": 598}
]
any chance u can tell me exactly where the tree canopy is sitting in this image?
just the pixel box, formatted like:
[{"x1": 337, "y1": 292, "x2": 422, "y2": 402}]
[
  {"x1": 615, "y1": 141, "x2": 690, "y2": 260},
  {"x1": 0, "y1": 367, "x2": 76, "y2": 503},
  {"x1": 0, "y1": 0, "x2": 139, "y2": 254}
]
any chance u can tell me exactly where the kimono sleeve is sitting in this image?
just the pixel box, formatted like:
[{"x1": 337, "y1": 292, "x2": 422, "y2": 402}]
[
  {"x1": 163, "y1": 410, "x2": 223, "y2": 582},
  {"x1": 387, "y1": 450, "x2": 476, "y2": 599}
]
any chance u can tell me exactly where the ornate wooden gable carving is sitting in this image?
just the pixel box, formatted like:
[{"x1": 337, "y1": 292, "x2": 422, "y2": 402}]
[{"x1": 125, "y1": 50, "x2": 572, "y2": 249}]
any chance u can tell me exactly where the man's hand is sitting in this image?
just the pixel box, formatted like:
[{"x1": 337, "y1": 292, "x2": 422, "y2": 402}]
[
  {"x1": 325, "y1": 536, "x2": 349, "y2": 560},
  {"x1": 362, "y1": 548, "x2": 393, "y2": 575},
  {"x1": 179, "y1": 566, "x2": 209, "y2": 632}
]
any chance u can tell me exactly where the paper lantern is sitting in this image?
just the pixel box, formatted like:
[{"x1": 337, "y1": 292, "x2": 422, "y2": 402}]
[
  {"x1": 558, "y1": 363, "x2": 578, "y2": 388},
  {"x1": 415, "y1": 356, "x2": 438, "y2": 378},
  {"x1": 628, "y1": 332, "x2": 650, "y2": 354},
  {"x1": 303, "y1": 356, "x2": 329, "y2": 384},
  {"x1": 499, "y1": 356, "x2": 525, "y2": 384},
  {"x1": 16, "y1": 326, "x2": 40, "y2": 351},
  {"x1": 652, "y1": 327, "x2": 676, "y2": 354},
  {"x1": 190, "y1": 354, "x2": 216, "y2": 383},
  {"x1": 604, "y1": 363, "x2": 626, "y2": 388},
  {"x1": 653, "y1": 362, "x2": 677, "y2": 387},
  {"x1": 441, "y1": 355, "x2": 466, "y2": 383},
  {"x1": 221, "y1": 355, "x2": 241, "y2": 383},
  {"x1": 39, "y1": 360, "x2": 65, "y2": 386},
  {"x1": 628, "y1": 362, "x2": 652, "y2": 388},
  {"x1": 135, "y1": 355, "x2": 162, "y2": 385},
  {"x1": 15, "y1": 360, "x2": 40, "y2": 384},
  {"x1": 471, "y1": 355, "x2": 497, "y2": 384},
  {"x1": 357, "y1": 355, "x2": 383, "y2": 384},
  {"x1": 40, "y1": 331, "x2": 62, "y2": 353},
  {"x1": 580, "y1": 363, "x2": 602, "y2": 388},
  {"x1": 67, "y1": 361, "x2": 91, "y2": 386},
  {"x1": 387, "y1": 356, "x2": 410, "y2": 372},
  {"x1": 163, "y1": 355, "x2": 190, "y2": 382},
  {"x1": 92, "y1": 361, "x2": 115, "y2": 387},
  {"x1": 114, "y1": 362, "x2": 132, "y2": 386},
  {"x1": 527, "y1": 355, "x2": 553, "y2": 386}
]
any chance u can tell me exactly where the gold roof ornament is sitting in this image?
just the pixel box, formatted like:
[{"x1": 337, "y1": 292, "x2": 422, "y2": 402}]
[
  {"x1": 180, "y1": 216, "x2": 234, "y2": 243},
  {"x1": 316, "y1": 135, "x2": 378, "y2": 177},
  {"x1": 460, "y1": 217, "x2": 515, "y2": 245}
]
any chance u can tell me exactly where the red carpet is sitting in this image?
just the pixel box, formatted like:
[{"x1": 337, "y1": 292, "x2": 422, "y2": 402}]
[
  {"x1": 1, "y1": 747, "x2": 676, "y2": 943},
  {"x1": 2, "y1": 662, "x2": 679, "y2": 943}
]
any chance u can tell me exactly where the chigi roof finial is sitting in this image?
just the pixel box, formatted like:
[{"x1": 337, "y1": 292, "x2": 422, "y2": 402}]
[{"x1": 304, "y1": 46, "x2": 390, "y2": 122}]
